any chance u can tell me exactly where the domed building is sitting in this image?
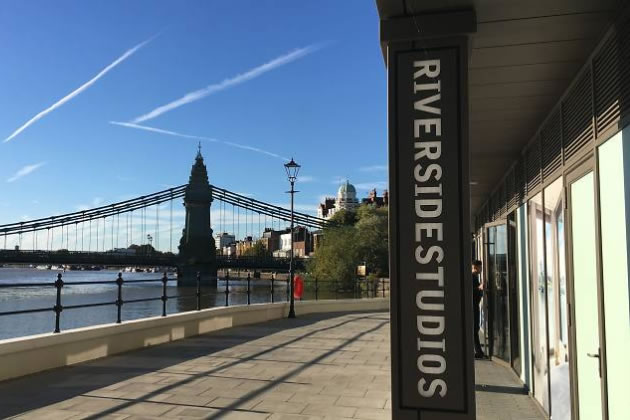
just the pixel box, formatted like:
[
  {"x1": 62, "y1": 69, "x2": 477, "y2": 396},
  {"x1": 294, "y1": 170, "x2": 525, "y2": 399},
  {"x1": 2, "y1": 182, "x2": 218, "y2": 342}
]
[
  {"x1": 317, "y1": 180, "x2": 361, "y2": 219},
  {"x1": 335, "y1": 180, "x2": 360, "y2": 212}
]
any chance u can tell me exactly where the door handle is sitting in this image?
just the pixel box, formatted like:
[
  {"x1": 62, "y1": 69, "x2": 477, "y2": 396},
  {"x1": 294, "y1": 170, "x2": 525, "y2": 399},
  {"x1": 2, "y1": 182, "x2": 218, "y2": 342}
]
[{"x1": 587, "y1": 349, "x2": 602, "y2": 377}]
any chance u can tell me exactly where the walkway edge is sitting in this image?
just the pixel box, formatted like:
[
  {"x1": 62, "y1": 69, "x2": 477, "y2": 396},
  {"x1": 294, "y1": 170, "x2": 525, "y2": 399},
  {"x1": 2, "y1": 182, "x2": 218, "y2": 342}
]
[{"x1": 0, "y1": 298, "x2": 389, "y2": 383}]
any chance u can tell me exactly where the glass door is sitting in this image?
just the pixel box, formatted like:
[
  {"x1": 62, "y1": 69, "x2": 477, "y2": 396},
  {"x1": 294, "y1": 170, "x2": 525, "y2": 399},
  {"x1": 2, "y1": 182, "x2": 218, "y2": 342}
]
[
  {"x1": 507, "y1": 212, "x2": 521, "y2": 375},
  {"x1": 566, "y1": 167, "x2": 604, "y2": 420}
]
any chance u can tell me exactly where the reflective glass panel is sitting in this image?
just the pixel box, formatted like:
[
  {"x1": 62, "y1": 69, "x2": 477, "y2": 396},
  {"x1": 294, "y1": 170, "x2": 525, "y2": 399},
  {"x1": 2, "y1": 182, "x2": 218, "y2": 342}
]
[
  {"x1": 528, "y1": 192, "x2": 549, "y2": 413},
  {"x1": 544, "y1": 178, "x2": 571, "y2": 420}
]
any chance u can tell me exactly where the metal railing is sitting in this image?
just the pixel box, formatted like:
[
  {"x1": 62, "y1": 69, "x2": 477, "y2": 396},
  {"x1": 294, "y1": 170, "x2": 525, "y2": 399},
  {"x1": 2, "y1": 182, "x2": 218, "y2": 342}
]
[{"x1": 0, "y1": 272, "x2": 389, "y2": 336}]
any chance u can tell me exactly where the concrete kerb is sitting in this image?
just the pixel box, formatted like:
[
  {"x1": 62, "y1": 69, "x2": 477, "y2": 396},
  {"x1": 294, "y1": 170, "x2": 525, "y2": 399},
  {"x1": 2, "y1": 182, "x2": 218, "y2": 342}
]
[{"x1": 0, "y1": 298, "x2": 389, "y2": 382}]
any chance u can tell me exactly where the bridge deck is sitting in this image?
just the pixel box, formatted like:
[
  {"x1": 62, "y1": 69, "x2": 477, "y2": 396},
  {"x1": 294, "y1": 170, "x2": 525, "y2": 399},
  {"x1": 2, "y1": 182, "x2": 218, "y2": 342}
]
[{"x1": 1, "y1": 311, "x2": 543, "y2": 420}]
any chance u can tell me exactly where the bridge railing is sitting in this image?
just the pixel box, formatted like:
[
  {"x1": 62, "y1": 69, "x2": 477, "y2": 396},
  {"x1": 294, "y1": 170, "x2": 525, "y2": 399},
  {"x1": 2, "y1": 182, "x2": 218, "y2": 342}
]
[{"x1": 0, "y1": 272, "x2": 389, "y2": 339}]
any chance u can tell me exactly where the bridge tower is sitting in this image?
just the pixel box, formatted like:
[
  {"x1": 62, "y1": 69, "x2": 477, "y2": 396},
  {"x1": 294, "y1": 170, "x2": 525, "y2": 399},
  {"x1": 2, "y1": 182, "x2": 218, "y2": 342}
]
[{"x1": 178, "y1": 147, "x2": 217, "y2": 286}]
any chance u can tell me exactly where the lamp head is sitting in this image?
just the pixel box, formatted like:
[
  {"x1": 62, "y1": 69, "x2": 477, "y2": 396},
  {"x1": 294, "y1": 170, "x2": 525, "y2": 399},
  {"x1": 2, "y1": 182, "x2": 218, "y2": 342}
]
[{"x1": 284, "y1": 158, "x2": 301, "y2": 182}]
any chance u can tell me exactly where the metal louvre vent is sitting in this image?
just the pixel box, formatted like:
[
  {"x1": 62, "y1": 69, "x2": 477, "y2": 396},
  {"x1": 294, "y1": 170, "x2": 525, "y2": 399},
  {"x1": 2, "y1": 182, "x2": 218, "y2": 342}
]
[
  {"x1": 514, "y1": 158, "x2": 525, "y2": 207},
  {"x1": 619, "y1": 14, "x2": 630, "y2": 123},
  {"x1": 526, "y1": 139, "x2": 542, "y2": 192},
  {"x1": 594, "y1": 31, "x2": 620, "y2": 134},
  {"x1": 541, "y1": 109, "x2": 562, "y2": 180},
  {"x1": 562, "y1": 68, "x2": 594, "y2": 161},
  {"x1": 499, "y1": 184, "x2": 507, "y2": 216},
  {"x1": 481, "y1": 201, "x2": 490, "y2": 224},
  {"x1": 506, "y1": 168, "x2": 516, "y2": 210}
]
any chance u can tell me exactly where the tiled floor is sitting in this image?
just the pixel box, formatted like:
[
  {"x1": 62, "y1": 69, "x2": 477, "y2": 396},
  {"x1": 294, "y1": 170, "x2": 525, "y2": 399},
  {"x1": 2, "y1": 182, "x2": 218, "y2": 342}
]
[{"x1": 0, "y1": 311, "x2": 544, "y2": 419}]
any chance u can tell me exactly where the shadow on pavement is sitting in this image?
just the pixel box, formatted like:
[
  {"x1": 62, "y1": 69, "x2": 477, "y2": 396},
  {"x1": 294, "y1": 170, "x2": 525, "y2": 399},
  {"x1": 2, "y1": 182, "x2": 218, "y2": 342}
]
[{"x1": 0, "y1": 310, "x2": 388, "y2": 418}]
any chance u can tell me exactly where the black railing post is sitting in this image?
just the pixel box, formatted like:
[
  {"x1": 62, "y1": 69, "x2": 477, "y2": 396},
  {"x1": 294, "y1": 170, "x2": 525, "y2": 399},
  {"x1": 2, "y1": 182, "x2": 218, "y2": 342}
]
[
  {"x1": 271, "y1": 273, "x2": 275, "y2": 303},
  {"x1": 161, "y1": 272, "x2": 168, "y2": 317},
  {"x1": 315, "y1": 276, "x2": 318, "y2": 301},
  {"x1": 247, "y1": 272, "x2": 251, "y2": 305},
  {"x1": 196, "y1": 272, "x2": 201, "y2": 311},
  {"x1": 335, "y1": 279, "x2": 338, "y2": 300},
  {"x1": 53, "y1": 272, "x2": 63, "y2": 333},
  {"x1": 116, "y1": 272, "x2": 124, "y2": 323},
  {"x1": 382, "y1": 278, "x2": 385, "y2": 298},
  {"x1": 224, "y1": 275, "x2": 229, "y2": 307}
]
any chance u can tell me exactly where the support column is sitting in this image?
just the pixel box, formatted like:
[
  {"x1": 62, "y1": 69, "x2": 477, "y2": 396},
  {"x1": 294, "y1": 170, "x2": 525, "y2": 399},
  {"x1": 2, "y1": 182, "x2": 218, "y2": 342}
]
[
  {"x1": 178, "y1": 149, "x2": 217, "y2": 286},
  {"x1": 383, "y1": 10, "x2": 476, "y2": 420}
]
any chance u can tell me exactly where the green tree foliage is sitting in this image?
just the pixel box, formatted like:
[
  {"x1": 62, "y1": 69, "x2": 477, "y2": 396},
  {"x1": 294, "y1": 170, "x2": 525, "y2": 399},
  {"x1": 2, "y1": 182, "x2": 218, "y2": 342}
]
[
  {"x1": 308, "y1": 204, "x2": 388, "y2": 290},
  {"x1": 329, "y1": 209, "x2": 357, "y2": 226},
  {"x1": 355, "y1": 205, "x2": 389, "y2": 277}
]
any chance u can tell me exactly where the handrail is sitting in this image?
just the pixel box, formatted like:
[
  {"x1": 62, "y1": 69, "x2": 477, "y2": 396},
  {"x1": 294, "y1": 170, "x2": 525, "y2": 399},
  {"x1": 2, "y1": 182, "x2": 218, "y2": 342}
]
[{"x1": 0, "y1": 272, "x2": 390, "y2": 338}]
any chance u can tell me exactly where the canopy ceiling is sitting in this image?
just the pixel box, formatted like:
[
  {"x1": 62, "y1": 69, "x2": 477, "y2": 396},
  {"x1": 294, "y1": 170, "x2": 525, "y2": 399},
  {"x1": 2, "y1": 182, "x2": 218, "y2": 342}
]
[{"x1": 376, "y1": 0, "x2": 619, "y2": 215}]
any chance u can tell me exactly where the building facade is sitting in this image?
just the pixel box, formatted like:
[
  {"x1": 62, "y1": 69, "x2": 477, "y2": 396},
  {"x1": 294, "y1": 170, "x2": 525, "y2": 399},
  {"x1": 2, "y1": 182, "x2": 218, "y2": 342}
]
[
  {"x1": 471, "y1": 9, "x2": 630, "y2": 420},
  {"x1": 214, "y1": 232, "x2": 235, "y2": 255},
  {"x1": 318, "y1": 180, "x2": 360, "y2": 219},
  {"x1": 318, "y1": 181, "x2": 387, "y2": 219}
]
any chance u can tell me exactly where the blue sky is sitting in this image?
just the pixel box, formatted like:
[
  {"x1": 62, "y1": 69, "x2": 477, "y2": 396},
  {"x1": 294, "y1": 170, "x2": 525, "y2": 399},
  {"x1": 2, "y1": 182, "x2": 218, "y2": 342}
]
[{"x1": 0, "y1": 1, "x2": 386, "y2": 247}]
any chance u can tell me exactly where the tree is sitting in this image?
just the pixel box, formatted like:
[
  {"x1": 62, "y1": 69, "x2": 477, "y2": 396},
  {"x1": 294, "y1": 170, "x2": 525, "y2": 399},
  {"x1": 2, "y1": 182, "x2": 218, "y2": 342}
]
[
  {"x1": 355, "y1": 205, "x2": 389, "y2": 277},
  {"x1": 329, "y1": 209, "x2": 356, "y2": 226},
  {"x1": 307, "y1": 225, "x2": 358, "y2": 290},
  {"x1": 308, "y1": 204, "x2": 389, "y2": 290}
]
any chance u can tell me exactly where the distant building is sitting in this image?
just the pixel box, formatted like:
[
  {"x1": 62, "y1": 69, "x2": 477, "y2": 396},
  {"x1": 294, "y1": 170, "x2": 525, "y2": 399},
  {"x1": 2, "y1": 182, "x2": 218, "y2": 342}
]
[
  {"x1": 317, "y1": 197, "x2": 336, "y2": 219},
  {"x1": 236, "y1": 236, "x2": 254, "y2": 257},
  {"x1": 311, "y1": 230, "x2": 324, "y2": 254},
  {"x1": 222, "y1": 243, "x2": 236, "y2": 257},
  {"x1": 317, "y1": 181, "x2": 387, "y2": 219},
  {"x1": 274, "y1": 227, "x2": 311, "y2": 258},
  {"x1": 361, "y1": 188, "x2": 389, "y2": 207},
  {"x1": 260, "y1": 228, "x2": 284, "y2": 253},
  {"x1": 215, "y1": 232, "x2": 235, "y2": 255}
]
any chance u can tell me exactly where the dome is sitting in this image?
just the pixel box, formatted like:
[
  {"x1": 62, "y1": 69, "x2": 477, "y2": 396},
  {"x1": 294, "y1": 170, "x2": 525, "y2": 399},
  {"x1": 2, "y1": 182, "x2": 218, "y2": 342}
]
[{"x1": 338, "y1": 180, "x2": 356, "y2": 196}]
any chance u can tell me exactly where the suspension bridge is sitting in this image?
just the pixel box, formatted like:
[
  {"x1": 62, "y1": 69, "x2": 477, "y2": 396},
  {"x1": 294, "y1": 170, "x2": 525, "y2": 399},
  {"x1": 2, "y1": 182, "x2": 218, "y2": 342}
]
[{"x1": 0, "y1": 151, "x2": 330, "y2": 281}]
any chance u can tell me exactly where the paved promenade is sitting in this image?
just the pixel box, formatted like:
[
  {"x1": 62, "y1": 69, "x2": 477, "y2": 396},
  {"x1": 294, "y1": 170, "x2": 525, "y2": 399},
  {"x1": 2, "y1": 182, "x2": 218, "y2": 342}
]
[{"x1": 1, "y1": 310, "x2": 544, "y2": 419}]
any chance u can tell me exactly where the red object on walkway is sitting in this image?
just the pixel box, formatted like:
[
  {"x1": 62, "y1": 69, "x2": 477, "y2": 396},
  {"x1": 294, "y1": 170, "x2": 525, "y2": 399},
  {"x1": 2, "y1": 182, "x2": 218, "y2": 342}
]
[{"x1": 293, "y1": 275, "x2": 304, "y2": 299}]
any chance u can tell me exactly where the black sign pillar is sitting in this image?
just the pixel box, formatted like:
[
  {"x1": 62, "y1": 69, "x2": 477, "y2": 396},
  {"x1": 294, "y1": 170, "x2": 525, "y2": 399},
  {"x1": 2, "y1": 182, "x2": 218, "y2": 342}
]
[{"x1": 383, "y1": 11, "x2": 476, "y2": 420}]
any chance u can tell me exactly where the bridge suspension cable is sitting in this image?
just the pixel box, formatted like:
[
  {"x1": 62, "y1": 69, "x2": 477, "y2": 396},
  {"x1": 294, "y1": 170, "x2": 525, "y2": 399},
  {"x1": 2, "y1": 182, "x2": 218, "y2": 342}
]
[{"x1": 0, "y1": 183, "x2": 330, "y2": 253}]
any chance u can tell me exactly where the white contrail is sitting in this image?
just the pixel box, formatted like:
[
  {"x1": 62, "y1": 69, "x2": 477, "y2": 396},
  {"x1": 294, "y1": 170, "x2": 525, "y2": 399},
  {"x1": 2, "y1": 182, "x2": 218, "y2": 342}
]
[
  {"x1": 110, "y1": 121, "x2": 289, "y2": 161},
  {"x1": 7, "y1": 162, "x2": 46, "y2": 183},
  {"x1": 4, "y1": 36, "x2": 155, "y2": 143},
  {"x1": 132, "y1": 43, "x2": 324, "y2": 123},
  {"x1": 110, "y1": 121, "x2": 218, "y2": 142}
]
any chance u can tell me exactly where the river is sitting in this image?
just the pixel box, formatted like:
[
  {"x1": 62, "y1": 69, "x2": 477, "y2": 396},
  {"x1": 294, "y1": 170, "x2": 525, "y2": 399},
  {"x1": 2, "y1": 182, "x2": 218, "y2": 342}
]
[{"x1": 0, "y1": 267, "x2": 295, "y2": 341}]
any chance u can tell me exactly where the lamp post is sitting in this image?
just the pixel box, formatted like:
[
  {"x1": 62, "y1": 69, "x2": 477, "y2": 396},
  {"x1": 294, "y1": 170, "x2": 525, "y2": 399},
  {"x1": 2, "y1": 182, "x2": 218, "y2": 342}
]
[{"x1": 284, "y1": 158, "x2": 300, "y2": 319}]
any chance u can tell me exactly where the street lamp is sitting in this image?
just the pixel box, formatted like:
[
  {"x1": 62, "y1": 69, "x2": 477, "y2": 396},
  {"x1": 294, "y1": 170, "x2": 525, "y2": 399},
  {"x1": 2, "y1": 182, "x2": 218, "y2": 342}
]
[{"x1": 284, "y1": 158, "x2": 300, "y2": 319}]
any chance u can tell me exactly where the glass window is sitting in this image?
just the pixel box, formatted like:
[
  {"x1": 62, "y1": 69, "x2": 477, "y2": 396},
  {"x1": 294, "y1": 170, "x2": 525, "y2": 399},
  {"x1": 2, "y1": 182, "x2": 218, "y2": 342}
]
[
  {"x1": 528, "y1": 192, "x2": 549, "y2": 413},
  {"x1": 544, "y1": 178, "x2": 571, "y2": 420},
  {"x1": 598, "y1": 131, "x2": 630, "y2": 419}
]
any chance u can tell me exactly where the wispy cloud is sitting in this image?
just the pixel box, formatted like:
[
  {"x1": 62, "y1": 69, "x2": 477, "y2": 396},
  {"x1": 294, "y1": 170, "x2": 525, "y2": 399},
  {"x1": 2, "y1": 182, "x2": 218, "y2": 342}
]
[
  {"x1": 298, "y1": 175, "x2": 316, "y2": 183},
  {"x1": 355, "y1": 181, "x2": 388, "y2": 190},
  {"x1": 360, "y1": 165, "x2": 388, "y2": 172},
  {"x1": 132, "y1": 43, "x2": 325, "y2": 123},
  {"x1": 7, "y1": 162, "x2": 46, "y2": 183},
  {"x1": 331, "y1": 176, "x2": 347, "y2": 185},
  {"x1": 4, "y1": 36, "x2": 155, "y2": 143},
  {"x1": 271, "y1": 203, "x2": 318, "y2": 213},
  {"x1": 75, "y1": 197, "x2": 105, "y2": 211},
  {"x1": 110, "y1": 121, "x2": 289, "y2": 161}
]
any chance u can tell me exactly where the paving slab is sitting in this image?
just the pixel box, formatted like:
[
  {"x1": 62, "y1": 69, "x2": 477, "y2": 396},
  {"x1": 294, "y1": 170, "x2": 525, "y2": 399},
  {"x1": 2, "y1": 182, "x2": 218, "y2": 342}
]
[{"x1": 1, "y1": 310, "x2": 544, "y2": 419}]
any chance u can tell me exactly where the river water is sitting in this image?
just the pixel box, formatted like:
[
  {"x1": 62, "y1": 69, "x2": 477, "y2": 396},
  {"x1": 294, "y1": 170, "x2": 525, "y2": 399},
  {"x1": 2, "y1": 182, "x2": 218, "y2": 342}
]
[{"x1": 0, "y1": 267, "x2": 296, "y2": 341}]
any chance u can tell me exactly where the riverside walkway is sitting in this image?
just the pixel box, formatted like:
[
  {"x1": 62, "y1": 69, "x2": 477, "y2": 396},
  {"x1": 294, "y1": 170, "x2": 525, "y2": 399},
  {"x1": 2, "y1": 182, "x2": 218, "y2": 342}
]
[{"x1": 0, "y1": 310, "x2": 544, "y2": 420}]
